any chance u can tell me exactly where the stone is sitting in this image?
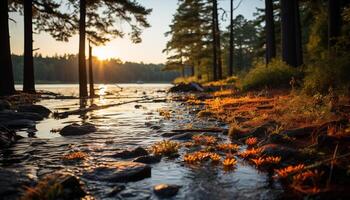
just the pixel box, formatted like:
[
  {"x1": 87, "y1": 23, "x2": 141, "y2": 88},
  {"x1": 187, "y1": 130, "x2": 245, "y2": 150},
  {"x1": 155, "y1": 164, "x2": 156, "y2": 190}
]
[
  {"x1": 0, "y1": 110, "x2": 43, "y2": 121},
  {"x1": 161, "y1": 132, "x2": 182, "y2": 138},
  {"x1": 107, "y1": 185, "x2": 126, "y2": 197},
  {"x1": 153, "y1": 184, "x2": 181, "y2": 198},
  {"x1": 281, "y1": 126, "x2": 317, "y2": 138},
  {"x1": 0, "y1": 130, "x2": 16, "y2": 148},
  {"x1": 133, "y1": 155, "x2": 161, "y2": 164},
  {"x1": 169, "y1": 83, "x2": 204, "y2": 93},
  {"x1": 59, "y1": 123, "x2": 97, "y2": 136},
  {"x1": 113, "y1": 147, "x2": 149, "y2": 159},
  {"x1": 1, "y1": 119, "x2": 36, "y2": 129},
  {"x1": 83, "y1": 161, "x2": 151, "y2": 182},
  {"x1": 17, "y1": 104, "x2": 51, "y2": 117},
  {"x1": 170, "y1": 133, "x2": 195, "y2": 141}
]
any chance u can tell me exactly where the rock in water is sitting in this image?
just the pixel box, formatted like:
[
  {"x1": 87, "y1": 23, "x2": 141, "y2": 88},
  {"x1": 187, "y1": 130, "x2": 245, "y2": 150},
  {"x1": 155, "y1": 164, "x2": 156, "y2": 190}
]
[
  {"x1": 0, "y1": 169, "x2": 34, "y2": 199},
  {"x1": 113, "y1": 147, "x2": 149, "y2": 159},
  {"x1": 21, "y1": 172, "x2": 86, "y2": 200},
  {"x1": 83, "y1": 162, "x2": 151, "y2": 182},
  {"x1": 0, "y1": 110, "x2": 43, "y2": 121},
  {"x1": 153, "y1": 184, "x2": 181, "y2": 197},
  {"x1": 0, "y1": 129, "x2": 17, "y2": 148},
  {"x1": 169, "y1": 82, "x2": 204, "y2": 92},
  {"x1": 59, "y1": 123, "x2": 97, "y2": 136},
  {"x1": 133, "y1": 155, "x2": 161, "y2": 164},
  {"x1": 17, "y1": 104, "x2": 51, "y2": 118}
]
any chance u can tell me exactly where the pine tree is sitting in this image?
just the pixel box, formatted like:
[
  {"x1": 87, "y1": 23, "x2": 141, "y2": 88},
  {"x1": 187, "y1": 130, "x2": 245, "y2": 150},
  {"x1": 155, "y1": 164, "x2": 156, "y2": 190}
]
[
  {"x1": 164, "y1": 0, "x2": 211, "y2": 79},
  {"x1": 0, "y1": 0, "x2": 15, "y2": 96},
  {"x1": 265, "y1": 0, "x2": 276, "y2": 64}
]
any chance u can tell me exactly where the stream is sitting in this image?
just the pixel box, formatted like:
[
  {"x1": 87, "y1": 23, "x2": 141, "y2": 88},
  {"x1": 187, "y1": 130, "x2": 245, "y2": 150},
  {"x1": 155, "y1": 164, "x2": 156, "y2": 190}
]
[{"x1": 1, "y1": 84, "x2": 284, "y2": 199}]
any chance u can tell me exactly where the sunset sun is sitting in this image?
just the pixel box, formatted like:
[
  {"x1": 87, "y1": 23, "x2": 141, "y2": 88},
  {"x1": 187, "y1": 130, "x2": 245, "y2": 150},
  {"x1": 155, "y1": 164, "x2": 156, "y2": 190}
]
[{"x1": 93, "y1": 47, "x2": 118, "y2": 60}]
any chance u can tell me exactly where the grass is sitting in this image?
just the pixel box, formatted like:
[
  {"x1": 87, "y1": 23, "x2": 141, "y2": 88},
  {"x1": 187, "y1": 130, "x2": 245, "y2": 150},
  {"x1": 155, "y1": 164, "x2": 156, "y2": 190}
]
[
  {"x1": 151, "y1": 140, "x2": 179, "y2": 156},
  {"x1": 62, "y1": 151, "x2": 88, "y2": 161}
]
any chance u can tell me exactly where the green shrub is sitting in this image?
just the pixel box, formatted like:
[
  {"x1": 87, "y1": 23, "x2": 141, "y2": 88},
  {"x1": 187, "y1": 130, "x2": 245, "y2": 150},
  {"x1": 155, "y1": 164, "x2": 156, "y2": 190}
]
[
  {"x1": 241, "y1": 59, "x2": 299, "y2": 91},
  {"x1": 303, "y1": 55, "x2": 350, "y2": 94}
]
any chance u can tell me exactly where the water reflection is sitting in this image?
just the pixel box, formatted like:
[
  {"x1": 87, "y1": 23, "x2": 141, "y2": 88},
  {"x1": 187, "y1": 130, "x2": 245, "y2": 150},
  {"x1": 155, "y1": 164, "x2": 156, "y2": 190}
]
[{"x1": 3, "y1": 84, "x2": 284, "y2": 199}]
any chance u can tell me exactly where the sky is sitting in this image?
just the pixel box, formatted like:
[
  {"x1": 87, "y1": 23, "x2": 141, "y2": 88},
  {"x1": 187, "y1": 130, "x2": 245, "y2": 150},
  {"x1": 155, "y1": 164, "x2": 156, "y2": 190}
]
[{"x1": 9, "y1": 0, "x2": 264, "y2": 64}]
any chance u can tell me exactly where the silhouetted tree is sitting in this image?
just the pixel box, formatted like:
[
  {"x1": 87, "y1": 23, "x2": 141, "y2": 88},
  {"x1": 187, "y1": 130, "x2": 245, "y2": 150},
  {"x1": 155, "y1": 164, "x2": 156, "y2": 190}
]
[
  {"x1": 228, "y1": 0, "x2": 234, "y2": 76},
  {"x1": 0, "y1": 0, "x2": 15, "y2": 96},
  {"x1": 280, "y1": 0, "x2": 302, "y2": 67},
  {"x1": 328, "y1": 0, "x2": 342, "y2": 53},
  {"x1": 265, "y1": 0, "x2": 276, "y2": 64}
]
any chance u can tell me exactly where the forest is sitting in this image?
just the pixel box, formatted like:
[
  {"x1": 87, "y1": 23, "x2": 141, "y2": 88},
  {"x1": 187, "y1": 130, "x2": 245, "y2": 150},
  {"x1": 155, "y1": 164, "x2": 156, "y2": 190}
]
[
  {"x1": 0, "y1": 0, "x2": 350, "y2": 200},
  {"x1": 11, "y1": 54, "x2": 179, "y2": 83}
]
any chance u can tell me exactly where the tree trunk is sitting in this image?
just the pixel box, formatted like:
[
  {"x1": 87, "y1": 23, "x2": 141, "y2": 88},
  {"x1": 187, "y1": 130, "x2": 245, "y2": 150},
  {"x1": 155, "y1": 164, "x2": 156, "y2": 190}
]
[
  {"x1": 212, "y1": 0, "x2": 218, "y2": 81},
  {"x1": 295, "y1": 0, "x2": 303, "y2": 66},
  {"x1": 23, "y1": 0, "x2": 35, "y2": 93},
  {"x1": 79, "y1": 0, "x2": 88, "y2": 98},
  {"x1": 88, "y1": 41, "x2": 94, "y2": 98},
  {"x1": 228, "y1": 0, "x2": 234, "y2": 76},
  {"x1": 214, "y1": 0, "x2": 222, "y2": 79},
  {"x1": 280, "y1": 0, "x2": 298, "y2": 67},
  {"x1": 328, "y1": 0, "x2": 341, "y2": 53},
  {"x1": 265, "y1": 0, "x2": 276, "y2": 64},
  {"x1": 0, "y1": 0, "x2": 15, "y2": 96},
  {"x1": 190, "y1": 65, "x2": 195, "y2": 77}
]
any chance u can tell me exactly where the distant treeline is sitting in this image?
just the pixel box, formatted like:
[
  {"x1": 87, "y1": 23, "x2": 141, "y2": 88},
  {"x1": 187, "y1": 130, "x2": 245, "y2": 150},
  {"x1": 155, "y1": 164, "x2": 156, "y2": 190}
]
[{"x1": 12, "y1": 54, "x2": 180, "y2": 83}]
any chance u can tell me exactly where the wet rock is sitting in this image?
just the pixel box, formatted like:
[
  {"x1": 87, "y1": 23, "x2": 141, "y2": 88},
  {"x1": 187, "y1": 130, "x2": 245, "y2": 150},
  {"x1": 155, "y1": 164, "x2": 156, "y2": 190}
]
[
  {"x1": 153, "y1": 184, "x2": 181, "y2": 198},
  {"x1": 134, "y1": 105, "x2": 142, "y2": 109},
  {"x1": 1, "y1": 119, "x2": 36, "y2": 129},
  {"x1": 133, "y1": 155, "x2": 161, "y2": 164},
  {"x1": 161, "y1": 132, "x2": 182, "y2": 137},
  {"x1": 151, "y1": 125, "x2": 162, "y2": 130},
  {"x1": 113, "y1": 147, "x2": 149, "y2": 159},
  {"x1": 83, "y1": 161, "x2": 151, "y2": 182},
  {"x1": 170, "y1": 133, "x2": 195, "y2": 141},
  {"x1": 281, "y1": 126, "x2": 317, "y2": 138},
  {"x1": 0, "y1": 168, "x2": 34, "y2": 199},
  {"x1": 261, "y1": 144, "x2": 300, "y2": 160},
  {"x1": 59, "y1": 123, "x2": 97, "y2": 136},
  {"x1": 0, "y1": 110, "x2": 43, "y2": 121},
  {"x1": 107, "y1": 185, "x2": 126, "y2": 197},
  {"x1": 21, "y1": 172, "x2": 86, "y2": 200},
  {"x1": 17, "y1": 104, "x2": 51, "y2": 117},
  {"x1": 249, "y1": 121, "x2": 277, "y2": 138},
  {"x1": 0, "y1": 100, "x2": 11, "y2": 111},
  {"x1": 0, "y1": 131, "x2": 16, "y2": 148},
  {"x1": 169, "y1": 83, "x2": 204, "y2": 93}
]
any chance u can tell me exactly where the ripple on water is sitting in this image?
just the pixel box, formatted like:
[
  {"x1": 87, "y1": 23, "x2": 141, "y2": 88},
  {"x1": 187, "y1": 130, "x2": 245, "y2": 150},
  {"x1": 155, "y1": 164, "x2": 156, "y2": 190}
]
[{"x1": 1, "y1": 84, "x2": 284, "y2": 200}]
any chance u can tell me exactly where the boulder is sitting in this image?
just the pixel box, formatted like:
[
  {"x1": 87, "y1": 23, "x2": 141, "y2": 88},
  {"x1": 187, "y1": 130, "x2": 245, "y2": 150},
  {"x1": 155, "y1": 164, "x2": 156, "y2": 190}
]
[
  {"x1": 169, "y1": 83, "x2": 204, "y2": 93},
  {"x1": 21, "y1": 172, "x2": 86, "y2": 200},
  {"x1": 161, "y1": 132, "x2": 182, "y2": 138},
  {"x1": 133, "y1": 155, "x2": 161, "y2": 164},
  {"x1": 113, "y1": 147, "x2": 149, "y2": 159},
  {"x1": 83, "y1": 161, "x2": 151, "y2": 182},
  {"x1": 153, "y1": 184, "x2": 181, "y2": 198},
  {"x1": 59, "y1": 123, "x2": 97, "y2": 136},
  {"x1": 17, "y1": 104, "x2": 51, "y2": 118}
]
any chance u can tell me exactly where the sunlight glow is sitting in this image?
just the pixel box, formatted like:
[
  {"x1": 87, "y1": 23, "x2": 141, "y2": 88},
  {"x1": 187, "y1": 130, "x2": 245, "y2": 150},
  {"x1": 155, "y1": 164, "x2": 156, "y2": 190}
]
[{"x1": 93, "y1": 47, "x2": 118, "y2": 61}]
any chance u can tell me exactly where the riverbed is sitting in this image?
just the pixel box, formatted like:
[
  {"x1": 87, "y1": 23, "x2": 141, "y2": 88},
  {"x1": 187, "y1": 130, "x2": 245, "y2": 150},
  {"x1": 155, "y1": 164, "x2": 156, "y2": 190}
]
[{"x1": 1, "y1": 84, "x2": 284, "y2": 199}]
